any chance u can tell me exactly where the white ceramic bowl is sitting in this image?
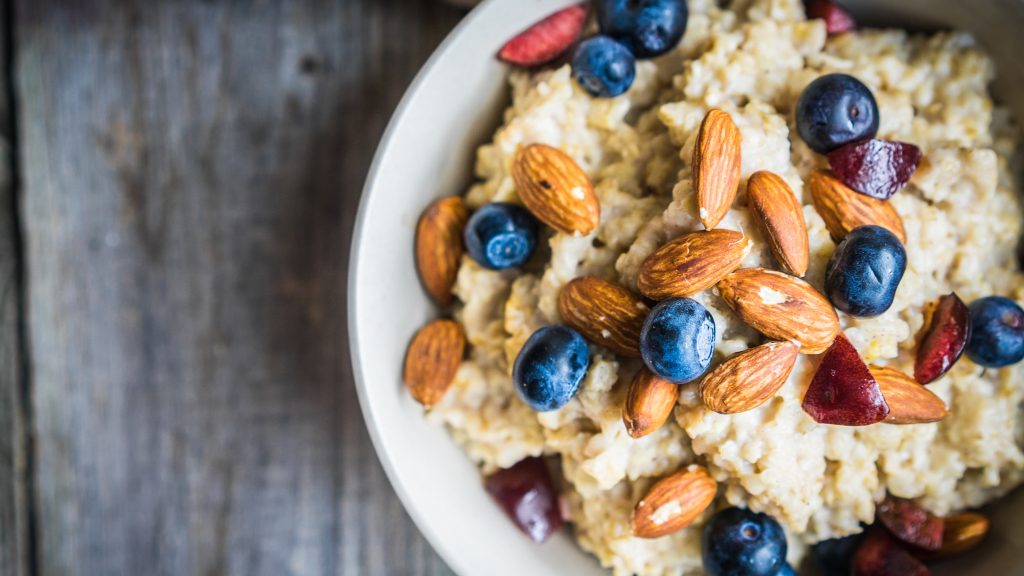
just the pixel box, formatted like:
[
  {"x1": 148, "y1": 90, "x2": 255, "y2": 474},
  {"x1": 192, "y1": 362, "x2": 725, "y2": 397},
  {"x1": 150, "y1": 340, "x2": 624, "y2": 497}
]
[{"x1": 349, "y1": 1, "x2": 1024, "y2": 574}]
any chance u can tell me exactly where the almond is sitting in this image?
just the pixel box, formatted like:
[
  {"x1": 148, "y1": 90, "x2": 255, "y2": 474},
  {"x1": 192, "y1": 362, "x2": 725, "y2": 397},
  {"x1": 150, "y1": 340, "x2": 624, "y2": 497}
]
[
  {"x1": 747, "y1": 171, "x2": 809, "y2": 276},
  {"x1": 403, "y1": 319, "x2": 465, "y2": 408},
  {"x1": 921, "y1": 512, "x2": 990, "y2": 559},
  {"x1": 699, "y1": 341, "x2": 799, "y2": 414},
  {"x1": 416, "y1": 197, "x2": 468, "y2": 306},
  {"x1": 870, "y1": 365, "x2": 950, "y2": 424},
  {"x1": 512, "y1": 143, "x2": 600, "y2": 236},
  {"x1": 559, "y1": 276, "x2": 649, "y2": 357},
  {"x1": 633, "y1": 465, "x2": 717, "y2": 538},
  {"x1": 694, "y1": 109, "x2": 742, "y2": 230},
  {"x1": 717, "y1": 268, "x2": 839, "y2": 354},
  {"x1": 623, "y1": 367, "x2": 679, "y2": 438},
  {"x1": 637, "y1": 229, "x2": 751, "y2": 300},
  {"x1": 808, "y1": 170, "x2": 906, "y2": 243}
]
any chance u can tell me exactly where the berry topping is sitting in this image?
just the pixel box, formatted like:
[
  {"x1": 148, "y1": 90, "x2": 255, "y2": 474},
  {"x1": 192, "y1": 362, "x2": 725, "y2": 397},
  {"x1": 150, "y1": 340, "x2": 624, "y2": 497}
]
[
  {"x1": 806, "y1": 0, "x2": 857, "y2": 35},
  {"x1": 813, "y1": 532, "x2": 866, "y2": 575},
  {"x1": 497, "y1": 4, "x2": 589, "y2": 68},
  {"x1": 797, "y1": 73, "x2": 880, "y2": 154},
  {"x1": 777, "y1": 564, "x2": 796, "y2": 576},
  {"x1": 852, "y1": 529, "x2": 930, "y2": 576},
  {"x1": 825, "y1": 225, "x2": 907, "y2": 317},
  {"x1": 639, "y1": 298, "x2": 716, "y2": 384},
  {"x1": 876, "y1": 497, "x2": 944, "y2": 551},
  {"x1": 701, "y1": 508, "x2": 788, "y2": 576},
  {"x1": 464, "y1": 202, "x2": 539, "y2": 270},
  {"x1": 513, "y1": 325, "x2": 590, "y2": 412},
  {"x1": 484, "y1": 457, "x2": 563, "y2": 543},
  {"x1": 914, "y1": 293, "x2": 970, "y2": 384},
  {"x1": 802, "y1": 334, "x2": 890, "y2": 426},
  {"x1": 827, "y1": 139, "x2": 922, "y2": 200},
  {"x1": 597, "y1": 0, "x2": 688, "y2": 59},
  {"x1": 966, "y1": 296, "x2": 1024, "y2": 368},
  {"x1": 572, "y1": 35, "x2": 637, "y2": 98}
]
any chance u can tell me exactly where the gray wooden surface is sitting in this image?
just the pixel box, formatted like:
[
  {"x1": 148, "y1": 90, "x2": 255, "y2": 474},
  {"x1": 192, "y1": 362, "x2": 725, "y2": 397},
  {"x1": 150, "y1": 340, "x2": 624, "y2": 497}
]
[{"x1": 9, "y1": 0, "x2": 464, "y2": 574}]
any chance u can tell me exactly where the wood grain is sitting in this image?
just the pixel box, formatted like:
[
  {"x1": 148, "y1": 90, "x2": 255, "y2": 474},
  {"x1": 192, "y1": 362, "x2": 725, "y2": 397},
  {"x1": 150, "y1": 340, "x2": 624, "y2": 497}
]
[{"x1": 15, "y1": 0, "x2": 462, "y2": 574}]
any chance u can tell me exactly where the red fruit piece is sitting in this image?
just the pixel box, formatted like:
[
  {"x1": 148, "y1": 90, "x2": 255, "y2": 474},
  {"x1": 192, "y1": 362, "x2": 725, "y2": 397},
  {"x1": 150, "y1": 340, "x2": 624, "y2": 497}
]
[
  {"x1": 914, "y1": 293, "x2": 971, "y2": 384},
  {"x1": 827, "y1": 139, "x2": 923, "y2": 200},
  {"x1": 802, "y1": 334, "x2": 890, "y2": 426},
  {"x1": 497, "y1": 4, "x2": 589, "y2": 68},
  {"x1": 807, "y1": 0, "x2": 857, "y2": 35},
  {"x1": 877, "y1": 497, "x2": 945, "y2": 551},
  {"x1": 853, "y1": 528, "x2": 930, "y2": 576},
  {"x1": 484, "y1": 456, "x2": 564, "y2": 543}
]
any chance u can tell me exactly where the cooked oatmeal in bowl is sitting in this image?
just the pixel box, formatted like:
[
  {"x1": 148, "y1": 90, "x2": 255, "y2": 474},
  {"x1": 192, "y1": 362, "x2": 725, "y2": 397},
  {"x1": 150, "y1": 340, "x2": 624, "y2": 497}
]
[{"x1": 399, "y1": 0, "x2": 1024, "y2": 573}]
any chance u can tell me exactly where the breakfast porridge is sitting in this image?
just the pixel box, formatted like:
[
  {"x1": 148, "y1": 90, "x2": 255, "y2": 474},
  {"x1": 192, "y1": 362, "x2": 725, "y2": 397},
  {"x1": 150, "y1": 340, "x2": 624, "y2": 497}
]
[{"x1": 403, "y1": 0, "x2": 1024, "y2": 574}]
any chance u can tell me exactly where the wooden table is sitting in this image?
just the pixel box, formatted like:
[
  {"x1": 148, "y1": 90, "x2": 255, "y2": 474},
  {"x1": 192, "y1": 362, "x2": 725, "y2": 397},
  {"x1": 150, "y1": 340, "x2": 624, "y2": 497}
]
[{"x1": 0, "y1": 1, "x2": 463, "y2": 574}]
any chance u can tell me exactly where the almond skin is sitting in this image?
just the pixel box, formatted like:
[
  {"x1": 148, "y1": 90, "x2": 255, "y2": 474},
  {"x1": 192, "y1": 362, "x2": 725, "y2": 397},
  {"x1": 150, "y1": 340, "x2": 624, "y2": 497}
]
[
  {"x1": 700, "y1": 341, "x2": 799, "y2": 414},
  {"x1": 808, "y1": 170, "x2": 906, "y2": 243},
  {"x1": 637, "y1": 229, "x2": 751, "y2": 300},
  {"x1": 870, "y1": 365, "x2": 950, "y2": 424},
  {"x1": 623, "y1": 367, "x2": 680, "y2": 438},
  {"x1": 416, "y1": 197, "x2": 468, "y2": 306},
  {"x1": 717, "y1": 268, "x2": 839, "y2": 354},
  {"x1": 403, "y1": 319, "x2": 466, "y2": 408},
  {"x1": 633, "y1": 466, "x2": 717, "y2": 538},
  {"x1": 694, "y1": 109, "x2": 742, "y2": 230},
  {"x1": 559, "y1": 276, "x2": 649, "y2": 357},
  {"x1": 512, "y1": 143, "x2": 600, "y2": 236},
  {"x1": 919, "y1": 512, "x2": 990, "y2": 559},
  {"x1": 747, "y1": 171, "x2": 809, "y2": 276}
]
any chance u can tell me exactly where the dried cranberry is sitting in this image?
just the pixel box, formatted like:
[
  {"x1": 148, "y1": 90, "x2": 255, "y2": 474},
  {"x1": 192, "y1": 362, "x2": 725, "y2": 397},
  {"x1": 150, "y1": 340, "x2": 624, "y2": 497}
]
[
  {"x1": 498, "y1": 4, "x2": 589, "y2": 68},
  {"x1": 802, "y1": 334, "x2": 890, "y2": 426},
  {"x1": 877, "y1": 497, "x2": 944, "y2": 551},
  {"x1": 914, "y1": 293, "x2": 971, "y2": 384},
  {"x1": 853, "y1": 528, "x2": 930, "y2": 576},
  {"x1": 827, "y1": 139, "x2": 922, "y2": 200},
  {"x1": 807, "y1": 0, "x2": 857, "y2": 35},
  {"x1": 484, "y1": 457, "x2": 564, "y2": 543}
]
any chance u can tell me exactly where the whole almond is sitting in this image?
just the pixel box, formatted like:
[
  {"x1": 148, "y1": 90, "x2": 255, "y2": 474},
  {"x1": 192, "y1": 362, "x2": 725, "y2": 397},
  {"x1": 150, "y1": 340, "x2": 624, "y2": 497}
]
[
  {"x1": 403, "y1": 319, "x2": 466, "y2": 408},
  {"x1": 416, "y1": 197, "x2": 468, "y2": 306},
  {"x1": 700, "y1": 341, "x2": 799, "y2": 414},
  {"x1": 921, "y1": 512, "x2": 989, "y2": 559},
  {"x1": 637, "y1": 229, "x2": 751, "y2": 300},
  {"x1": 808, "y1": 170, "x2": 906, "y2": 243},
  {"x1": 747, "y1": 171, "x2": 809, "y2": 276},
  {"x1": 559, "y1": 276, "x2": 649, "y2": 357},
  {"x1": 512, "y1": 143, "x2": 600, "y2": 236},
  {"x1": 870, "y1": 365, "x2": 950, "y2": 424},
  {"x1": 717, "y1": 268, "x2": 839, "y2": 354},
  {"x1": 633, "y1": 465, "x2": 717, "y2": 538},
  {"x1": 623, "y1": 367, "x2": 680, "y2": 438},
  {"x1": 694, "y1": 109, "x2": 742, "y2": 230}
]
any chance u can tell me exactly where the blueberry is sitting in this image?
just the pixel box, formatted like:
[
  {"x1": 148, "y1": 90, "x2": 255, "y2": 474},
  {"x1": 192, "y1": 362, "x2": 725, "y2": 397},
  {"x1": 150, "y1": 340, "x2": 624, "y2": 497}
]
[
  {"x1": 639, "y1": 298, "x2": 715, "y2": 384},
  {"x1": 572, "y1": 35, "x2": 636, "y2": 98},
  {"x1": 825, "y1": 225, "x2": 906, "y2": 317},
  {"x1": 597, "y1": 0, "x2": 688, "y2": 59},
  {"x1": 513, "y1": 325, "x2": 589, "y2": 411},
  {"x1": 702, "y1": 508, "x2": 788, "y2": 576},
  {"x1": 796, "y1": 73, "x2": 880, "y2": 154},
  {"x1": 812, "y1": 532, "x2": 865, "y2": 576},
  {"x1": 776, "y1": 564, "x2": 796, "y2": 576},
  {"x1": 464, "y1": 202, "x2": 538, "y2": 270},
  {"x1": 966, "y1": 296, "x2": 1024, "y2": 368}
]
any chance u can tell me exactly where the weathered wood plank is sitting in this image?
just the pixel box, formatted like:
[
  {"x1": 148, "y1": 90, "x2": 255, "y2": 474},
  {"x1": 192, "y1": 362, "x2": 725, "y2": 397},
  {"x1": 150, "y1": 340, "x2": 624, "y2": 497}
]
[{"x1": 16, "y1": 0, "x2": 461, "y2": 574}]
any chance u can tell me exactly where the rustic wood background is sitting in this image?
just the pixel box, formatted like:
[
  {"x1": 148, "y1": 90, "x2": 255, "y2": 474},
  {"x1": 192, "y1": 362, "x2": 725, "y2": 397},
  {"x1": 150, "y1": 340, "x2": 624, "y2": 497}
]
[{"x1": 0, "y1": 0, "x2": 465, "y2": 574}]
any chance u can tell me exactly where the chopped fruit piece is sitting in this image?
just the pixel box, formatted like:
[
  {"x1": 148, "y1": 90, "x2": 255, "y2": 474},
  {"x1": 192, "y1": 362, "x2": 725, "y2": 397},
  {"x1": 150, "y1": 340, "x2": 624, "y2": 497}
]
[
  {"x1": 877, "y1": 497, "x2": 944, "y2": 551},
  {"x1": 572, "y1": 35, "x2": 636, "y2": 97},
  {"x1": 702, "y1": 508, "x2": 788, "y2": 576},
  {"x1": 914, "y1": 293, "x2": 970, "y2": 384},
  {"x1": 802, "y1": 334, "x2": 890, "y2": 425},
  {"x1": 966, "y1": 296, "x2": 1024, "y2": 367},
  {"x1": 797, "y1": 73, "x2": 879, "y2": 154},
  {"x1": 853, "y1": 528, "x2": 930, "y2": 576},
  {"x1": 597, "y1": 0, "x2": 688, "y2": 59},
  {"x1": 919, "y1": 512, "x2": 990, "y2": 559},
  {"x1": 807, "y1": 0, "x2": 857, "y2": 35},
  {"x1": 827, "y1": 139, "x2": 922, "y2": 200},
  {"x1": 497, "y1": 4, "x2": 589, "y2": 68},
  {"x1": 513, "y1": 325, "x2": 589, "y2": 412},
  {"x1": 484, "y1": 457, "x2": 563, "y2": 543}
]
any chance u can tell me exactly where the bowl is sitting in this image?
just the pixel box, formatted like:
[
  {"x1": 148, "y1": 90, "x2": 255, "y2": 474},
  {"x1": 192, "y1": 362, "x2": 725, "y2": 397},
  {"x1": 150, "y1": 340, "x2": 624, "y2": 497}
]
[{"x1": 349, "y1": 1, "x2": 1024, "y2": 574}]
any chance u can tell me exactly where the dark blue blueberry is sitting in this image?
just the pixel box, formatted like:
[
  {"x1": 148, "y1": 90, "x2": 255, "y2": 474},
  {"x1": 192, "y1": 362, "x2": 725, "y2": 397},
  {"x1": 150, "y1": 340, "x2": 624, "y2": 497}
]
[
  {"x1": 513, "y1": 325, "x2": 589, "y2": 412},
  {"x1": 776, "y1": 564, "x2": 796, "y2": 576},
  {"x1": 464, "y1": 203, "x2": 538, "y2": 270},
  {"x1": 812, "y1": 532, "x2": 865, "y2": 576},
  {"x1": 702, "y1": 508, "x2": 788, "y2": 576},
  {"x1": 571, "y1": 35, "x2": 636, "y2": 98},
  {"x1": 639, "y1": 298, "x2": 715, "y2": 384},
  {"x1": 825, "y1": 225, "x2": 906, "y2": 317},
  {"x1": 796, "y1": 73, "x2": 880, "y2": 154},
  {"x1": 966, "y1": 296, "x2": 1024, "y2": 368},
  {"x1": 597, "y1": 0, "x2": 688, "y2": 59}
]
